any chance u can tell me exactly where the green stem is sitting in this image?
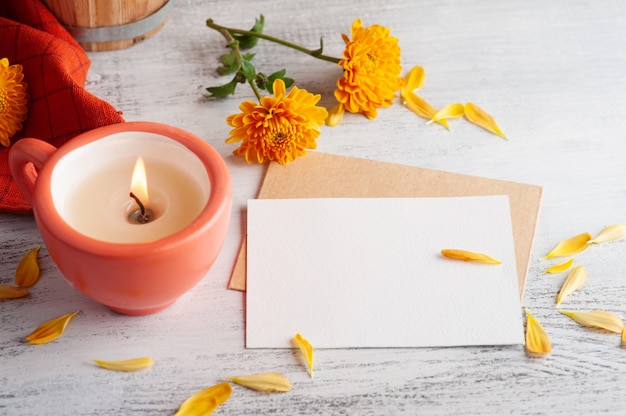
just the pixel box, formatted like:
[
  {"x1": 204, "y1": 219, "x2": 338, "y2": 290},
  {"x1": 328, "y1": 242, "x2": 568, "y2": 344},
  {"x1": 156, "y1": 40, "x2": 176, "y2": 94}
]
[
  {"x1": 207, "y1": 19, "x2": 342, "y2": 64},
  {"x1": 217, "y1": 29, "x2": 262, "y2": 101}
]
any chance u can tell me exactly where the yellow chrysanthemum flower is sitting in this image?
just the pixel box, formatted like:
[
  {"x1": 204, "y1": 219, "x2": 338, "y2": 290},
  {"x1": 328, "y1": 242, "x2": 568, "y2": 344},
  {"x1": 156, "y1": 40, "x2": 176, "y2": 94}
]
[
  {"x1": 226, "y1": 79, "x2": 328, "y2": 164},
  {"x1": 0, "y1": 58, "x2": 29, "y2": 147},
  {"x1": 334, "y1": 19, "x2": 402, "y2": 120}
]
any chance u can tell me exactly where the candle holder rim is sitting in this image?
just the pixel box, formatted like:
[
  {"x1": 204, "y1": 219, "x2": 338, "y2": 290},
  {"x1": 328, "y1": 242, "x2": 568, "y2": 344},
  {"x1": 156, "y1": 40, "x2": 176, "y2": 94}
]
[{"x1": 31, "y1": 121, "x2": 232, "y2": 255}]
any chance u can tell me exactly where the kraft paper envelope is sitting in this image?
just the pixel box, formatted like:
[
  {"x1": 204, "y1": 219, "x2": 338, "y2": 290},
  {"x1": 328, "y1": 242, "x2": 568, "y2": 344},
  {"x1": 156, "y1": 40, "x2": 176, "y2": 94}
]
[{"x1": 228, "y1": 152, "x2": 542, "y2": 299}]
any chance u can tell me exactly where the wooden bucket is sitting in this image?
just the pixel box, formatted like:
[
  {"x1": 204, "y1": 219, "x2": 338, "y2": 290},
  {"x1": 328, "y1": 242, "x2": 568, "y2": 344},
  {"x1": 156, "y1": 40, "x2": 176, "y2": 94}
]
[{"x1": 42, "y1": 0, "x2": 174, "y2": 51}]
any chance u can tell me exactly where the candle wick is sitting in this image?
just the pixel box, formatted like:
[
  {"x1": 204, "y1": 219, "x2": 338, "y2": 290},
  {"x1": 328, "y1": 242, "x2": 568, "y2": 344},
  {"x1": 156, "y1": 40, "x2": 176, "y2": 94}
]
[{"x1": 129, "y1": 192, "x2": 150, "y2": 222}]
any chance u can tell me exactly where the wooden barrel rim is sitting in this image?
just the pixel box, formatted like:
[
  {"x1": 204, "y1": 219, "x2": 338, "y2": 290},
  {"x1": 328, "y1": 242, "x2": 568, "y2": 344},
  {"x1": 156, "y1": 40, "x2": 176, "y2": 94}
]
[{"x1": 62, "y1": 0, "x2": 174, "y2": 43}]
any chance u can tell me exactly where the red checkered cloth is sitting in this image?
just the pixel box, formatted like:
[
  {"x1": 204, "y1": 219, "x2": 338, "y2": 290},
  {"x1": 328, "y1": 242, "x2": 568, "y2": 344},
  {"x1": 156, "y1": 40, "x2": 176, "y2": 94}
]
[{"x1": 0, "y1": 0, "x2": 124, "y2": 214}]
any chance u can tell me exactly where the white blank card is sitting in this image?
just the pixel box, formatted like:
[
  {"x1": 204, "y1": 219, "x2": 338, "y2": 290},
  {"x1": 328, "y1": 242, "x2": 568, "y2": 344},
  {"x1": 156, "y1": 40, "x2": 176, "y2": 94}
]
[{"x1": 246, "y1": 196, "x2": 524, "y2": 349}]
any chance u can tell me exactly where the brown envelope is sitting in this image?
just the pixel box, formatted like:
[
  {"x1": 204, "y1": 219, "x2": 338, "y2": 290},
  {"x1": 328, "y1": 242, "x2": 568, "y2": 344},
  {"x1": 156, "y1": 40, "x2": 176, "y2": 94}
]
[{"x1": 228, "y1": 152, "x2": 542, "y2": 300}]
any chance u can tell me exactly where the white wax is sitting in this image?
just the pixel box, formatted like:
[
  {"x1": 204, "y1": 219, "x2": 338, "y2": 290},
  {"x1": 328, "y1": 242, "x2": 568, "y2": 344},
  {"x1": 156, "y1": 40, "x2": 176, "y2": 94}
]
[{"x1": 64, "y1": 158, "x2": 206, "y2": 243}]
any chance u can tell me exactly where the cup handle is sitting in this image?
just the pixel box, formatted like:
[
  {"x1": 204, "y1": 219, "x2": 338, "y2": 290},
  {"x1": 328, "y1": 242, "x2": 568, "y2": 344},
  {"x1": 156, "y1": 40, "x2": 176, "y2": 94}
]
[{"x1": 8, "y1": 139, "x2": 58, "y2": 205}]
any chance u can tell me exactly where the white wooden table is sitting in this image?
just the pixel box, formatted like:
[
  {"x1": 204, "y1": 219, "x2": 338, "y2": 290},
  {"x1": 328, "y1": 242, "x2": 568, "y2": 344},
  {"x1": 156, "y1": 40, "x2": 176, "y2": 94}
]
[{"x1": 3, "y1": 0, "x2": 626, "y2": 414}]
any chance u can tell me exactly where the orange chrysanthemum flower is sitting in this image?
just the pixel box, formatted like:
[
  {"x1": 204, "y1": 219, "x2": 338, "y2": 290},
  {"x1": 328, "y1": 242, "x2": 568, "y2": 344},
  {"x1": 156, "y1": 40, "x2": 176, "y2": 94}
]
[
  {"x1": 0, "y1": 58, "x2": 29, "y2": 147},
  {"x1": 334, "y1": 19, "x2": 402, "y2": 120},
  {"x1": 226, "y1": 79, "x2": 328, "y2": 164}
]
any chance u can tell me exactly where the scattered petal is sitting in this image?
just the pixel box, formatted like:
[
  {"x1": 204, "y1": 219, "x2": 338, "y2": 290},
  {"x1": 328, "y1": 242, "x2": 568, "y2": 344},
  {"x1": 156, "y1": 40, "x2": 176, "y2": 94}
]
[
  {"x1": 556, "y1": 265, "x2": 587, "y2": 305},
  {"x1": 429, "y1": 103, "x2": 465, "y2": 124},
  {"x1": 227, "y1": 372, "x2": 292, "y2": 392},
  {"x1": 544, "y1": 258, "x2": 574, "y2": 274},
  {"x1": 93, "y1": 357, "x2": 154, "y2": 372},
  {"x1": 325, "y1": 103, "x2": 345, "y2": 127},
  {"x1": 15, "y1": 245, "x2": 40, "y2": 287},
  {"x1": 25, "y1": 310, "x2": 79, "y2": 344},
  {"x1": 525, "y1": 310, "x2": 552, "y2": 354},
  {"x1": 441, "y1": 249, "x2": 501, "y2": 264},
  {"x1": 0, "y1": 285, "x2": 29, "y2": 299},
  {"x1": 622, "y1": 327, "x2": 626, "y2": 346},
  {"x1": 401, "y1": 65, "x2": 425, "y2": 97},
  {"x1": 544, "y1": 232, "x2": 591, "y2": 258},
  {"x1": 561, "y1": 310, "x2": 624, "y2": 333},
  {"x1": 588, "y1": 224, "x2": 626, "y2": 244},
  {"x1": 174, "y1": 382, "x2": 232, "y2": 416},
  {"x1": 464, "y1": 102, "x2": 507, "y2": 139},
  {"x1": 293, "y1": 333, "x2": 314, "y2": 377},
  {"x1": 403, "y1": 91, "x2": 449, "y2": 129}
]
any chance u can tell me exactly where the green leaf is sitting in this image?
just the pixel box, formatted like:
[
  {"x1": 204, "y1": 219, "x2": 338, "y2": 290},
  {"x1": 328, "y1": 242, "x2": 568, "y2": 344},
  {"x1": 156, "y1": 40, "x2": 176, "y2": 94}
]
[
  {"x1": 240, "y1": 60, "x2": 256, "y2": 82},
  {"x1": 233, "y1": 15, "x2": 264, "y2": 49},
  {"x1": 205, "y1": 76, "x2": 240, "y2": 98},
  {"x1": 266, "y1": 69, "x2": 294, "y2": 94},
  {"x1": 220, "y1": 53, "x2": 236, "y2": 66},
  {"x1": 242, "y1": 53, "x2": 256, "y2": 62}
]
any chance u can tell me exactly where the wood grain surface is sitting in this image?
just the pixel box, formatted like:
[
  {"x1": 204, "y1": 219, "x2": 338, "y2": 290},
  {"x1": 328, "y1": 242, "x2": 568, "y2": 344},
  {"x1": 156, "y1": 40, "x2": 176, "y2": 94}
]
[{"x1": 2, "y1": 0, "x2": 626, "y2": 414}]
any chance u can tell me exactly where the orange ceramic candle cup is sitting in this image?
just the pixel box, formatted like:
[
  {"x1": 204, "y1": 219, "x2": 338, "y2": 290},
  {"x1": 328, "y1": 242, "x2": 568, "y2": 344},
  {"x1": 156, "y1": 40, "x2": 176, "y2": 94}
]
[{"x1": 9, "y1": 122, "x2": 232, "y2": 315}]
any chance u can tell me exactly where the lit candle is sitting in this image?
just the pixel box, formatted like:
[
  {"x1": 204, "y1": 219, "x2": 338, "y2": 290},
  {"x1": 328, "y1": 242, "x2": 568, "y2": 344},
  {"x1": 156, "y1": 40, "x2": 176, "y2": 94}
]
[
  {"x1": 57, "y1": 133, "x2": 211, "y2": 243},
  {"x1": 128, "y1": 157, "x2": 154, "y2": 224}
]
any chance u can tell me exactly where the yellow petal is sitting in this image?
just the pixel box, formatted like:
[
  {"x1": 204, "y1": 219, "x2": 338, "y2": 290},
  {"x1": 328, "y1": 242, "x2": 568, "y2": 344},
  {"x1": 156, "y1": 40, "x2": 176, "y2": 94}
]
[
  {"x1": 544, "y1": 232, "x2": 591, "y2": 258},
  {"x1": 401, "y1": 65, "x2": 425, "y2": 97},
  {"x1": 525, "y1": 310, "x2": 552, "y2": 354},
  {"x1": 325, "y1": 103, "x2": 344, "y2": 127},
  {"x1": 293, "y1": 333, "x2": 314, "y2": 377},
  {"x1": 174, "y1": 382, "x2": 232, "y2": 416},
  {"x1": 464, "y1": 102, "x2": 507, "y2": 139},
  {"x1": 403, "y1": 92, "x2": 449, "y2": 129},
  {"x1": 15, "y1": 245, "x2": 40, "y2": 287},
  {"x1": 556, "y1": 265, "x2": 587, "y2": 305},
  {"x1": 543, "y1": 258, "x2": 574, "y2": 274},
  {"x1": 93, "y1": 357, "x2": 154, "y2": 372},
  {"x1": 440, "y1": 249, "x2": 501, "y2": 264},
  {"x1": 561, "y1": 310, "x2": 624, "y2": 333},
  {"x1": 429, "y1": 103, "x2": 465, "y2": 123},
  {"x1": 0, "y1": 285, "x2": 29, "y2": 299},
  {"x1": 588, "y1": 224, "x2": 626, "y2": 244},
  {"x1": 25, "y1": 310, "x2": 79, "y2": 344},
  {"x1": 227, "y1": 372, "x2": 292, "y2": 392},
  {"x1": 622, "y1": 327, "x2": 626, "y2": 346}
]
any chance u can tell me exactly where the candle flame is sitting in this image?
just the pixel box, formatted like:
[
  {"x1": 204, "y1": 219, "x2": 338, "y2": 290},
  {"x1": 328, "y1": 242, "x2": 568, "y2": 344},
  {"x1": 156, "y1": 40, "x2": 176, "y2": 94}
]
[{"x1": 130, "y1": 157, "x2": 149, "y2": 205}]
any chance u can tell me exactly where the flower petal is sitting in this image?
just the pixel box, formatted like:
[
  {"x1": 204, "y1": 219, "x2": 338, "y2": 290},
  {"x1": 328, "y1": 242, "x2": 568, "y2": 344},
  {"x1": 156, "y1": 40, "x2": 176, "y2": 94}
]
[
  {"x1": 15, "y1": 245, "x2": 40, "y2": 287},
  {"x1": 326, "y1": 103, "x2": 345, "y2": 127},
  {"x1": 25, "y1": 310, "x2": 79, "y2": 344},
  {"x1": 0, "y1": 285, "x2": 29, "y2": 299},
  {"x1": 293, "y1": 333, "x2": 314, "y2": 377},
  {"x1": 561, "y1": 310, "x2": 624, "y2": 333},
  {"x1": 556, "y1": 265, "x2": 587, "y2": 305},
  {"x1": 227, "y1": 372, "x2": 292, "y2": 392},
  {"x1": 622, "y1": 327, "x2": 626, "y2": 346},
  {"x1": 403, "y1": 92, "x2": 449, "y2": 129},
  {"x1": 429, "y1": 103, "x2": 465, "y2": 123},
  {"x1": 401, "y1": 65, "x2": 425, "y2": 97},
  {"x1": 441, "y1": 249, "x2": 501, "y2": 264},
  {"x1": 588, "y1": 224, "x2": 626, "y2": 244},
  {"x1": 93, "y1": 357, "x2": 154, "y2": 372},
  {"x1": 544, "y1": 232, "x2": 591, "y2": 258},
  {"x1": 464, "y1": 102, "x2": 507, "y2": 139},
  {"x1": 174, "y1": 382, "x2": 232, "y2": 416},
  {"x1": 525, "y1": 310, "x2": 552, "y2": 354},
  {"x1": 543, "y1": 258, "x2": 574, "y2": 274}
]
